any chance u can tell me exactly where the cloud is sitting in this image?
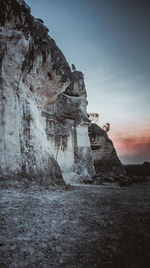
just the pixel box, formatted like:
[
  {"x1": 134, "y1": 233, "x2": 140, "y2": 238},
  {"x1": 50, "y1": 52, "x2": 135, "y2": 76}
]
[{"x1": 110, "y1": 128, "x2": 150, "y2": 164}]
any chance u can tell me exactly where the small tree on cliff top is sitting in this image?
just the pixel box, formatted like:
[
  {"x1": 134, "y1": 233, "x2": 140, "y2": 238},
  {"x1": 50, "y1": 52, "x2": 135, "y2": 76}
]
[
  {"x1": 87, "y1": 113, "x2": 99, "y2": 124},
  {"x1": 71, "y1": 64, "x2": 76, "y2": 71},
  {"x1": 102, "y1": 123, "x2": 110, "y2": 132}
]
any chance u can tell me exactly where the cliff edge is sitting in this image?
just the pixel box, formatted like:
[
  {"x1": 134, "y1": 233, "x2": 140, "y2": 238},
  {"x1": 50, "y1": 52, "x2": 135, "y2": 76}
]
[
  {"x1": 0, "y1": 0, "x2": 126, "y2": 185},
  {"x1": 0, "y1": 0, "x2": 95, "y2": 184},
  {"x1": 88, "y1": 123, "x2": 125, "y2": 175}
]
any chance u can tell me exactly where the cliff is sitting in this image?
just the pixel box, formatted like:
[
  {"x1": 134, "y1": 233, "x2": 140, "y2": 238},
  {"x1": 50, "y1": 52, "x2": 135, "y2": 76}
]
[
  {"x1": 88, "y1": 123, "x2": 125, "y2": 175},
  {"x1": 0, "y1": 0, "x2": 94, "y2": 184},
  {"x1": 0, "y1": 0, "x2": 126, "y2": 186}
]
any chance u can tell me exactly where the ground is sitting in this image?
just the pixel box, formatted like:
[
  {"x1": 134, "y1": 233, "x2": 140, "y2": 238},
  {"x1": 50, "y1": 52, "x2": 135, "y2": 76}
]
[{"x1": 0, "y1": 179, "x2": 150, "y2": 268}]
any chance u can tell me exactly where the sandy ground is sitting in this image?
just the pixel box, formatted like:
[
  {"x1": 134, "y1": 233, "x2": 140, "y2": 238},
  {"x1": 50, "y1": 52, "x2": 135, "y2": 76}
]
[{"x1": 0, "y1": 180, "x2": 150, "y2": 268}]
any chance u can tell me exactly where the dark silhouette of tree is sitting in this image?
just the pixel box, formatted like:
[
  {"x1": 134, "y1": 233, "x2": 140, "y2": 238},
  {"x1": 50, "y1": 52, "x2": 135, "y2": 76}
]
[{"x1": 71, "y1": 64, "x2": 76, "y2": 71}]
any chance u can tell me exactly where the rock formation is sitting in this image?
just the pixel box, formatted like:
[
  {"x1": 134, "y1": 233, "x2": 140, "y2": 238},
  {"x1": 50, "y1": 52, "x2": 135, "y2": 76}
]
[
  {"x1": 0, "y1": 0, "x2": 126, "y2": 186},
  {"x1": 0, "y1": 0, "x2": 94, "y2": 184},
  {"x1": 88, "y1": 123, "x2": 125, "y2": 175}
]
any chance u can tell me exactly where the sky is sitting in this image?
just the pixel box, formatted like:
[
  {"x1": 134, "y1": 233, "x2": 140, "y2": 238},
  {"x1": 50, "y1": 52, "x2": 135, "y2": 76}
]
[{"x1": 25, "y1": 0, "x2": 150, "y2": 164}]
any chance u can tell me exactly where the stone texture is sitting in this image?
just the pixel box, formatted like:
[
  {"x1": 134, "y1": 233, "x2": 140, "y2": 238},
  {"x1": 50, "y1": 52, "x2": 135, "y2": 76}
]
[
  {"x1": 45, "y1": 70, "x2": 95, "y2": 179},
  {"x1": 0, "y1": 0, "x2": 95, "y2": 184},
  {"x1": 88, "y1": 123, "x2": 125, "y2": 175}
]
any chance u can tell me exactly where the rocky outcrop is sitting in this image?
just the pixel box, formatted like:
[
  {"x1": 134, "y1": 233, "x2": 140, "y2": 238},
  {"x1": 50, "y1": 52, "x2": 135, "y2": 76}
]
[
  {"x1": 44, "y1": 70, "x2": 95, "y2": 179},
  {"x1": 0, "y1": 0, "x2": 128, "y2": 186},
  {"x1": 88, "y1": 123, "x2": 125, "y2": 175},
  {"x1": 0, "y1": 0, "x2": 94, "y2": 184}
]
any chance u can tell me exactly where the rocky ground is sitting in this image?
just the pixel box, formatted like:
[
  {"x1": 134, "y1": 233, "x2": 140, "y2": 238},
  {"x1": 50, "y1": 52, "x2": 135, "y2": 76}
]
[
  {"x1": 1, "y1": 179, "x2": 150, "y2": 268},
  {"x1": 92, "y1": 172, "x2": 150, "y2": 186}
]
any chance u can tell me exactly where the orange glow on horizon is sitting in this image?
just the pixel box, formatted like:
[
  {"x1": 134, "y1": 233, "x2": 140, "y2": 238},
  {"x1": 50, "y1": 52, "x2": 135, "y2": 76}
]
[{"x1": 109, "y1": 128, "x2": 150, "y2": 158}]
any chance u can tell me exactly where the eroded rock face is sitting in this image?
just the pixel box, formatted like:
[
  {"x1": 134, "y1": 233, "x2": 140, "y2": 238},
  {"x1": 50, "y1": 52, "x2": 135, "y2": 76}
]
[
  {"x1": 88, "y1": 123, "x2": 125, "y2": 175},
  {"x1": 0, "y1": 0, "x2": 95, "y2": 183},
  {"x1": 45, "y1": 71, "x2": 95, "y2": 178}
]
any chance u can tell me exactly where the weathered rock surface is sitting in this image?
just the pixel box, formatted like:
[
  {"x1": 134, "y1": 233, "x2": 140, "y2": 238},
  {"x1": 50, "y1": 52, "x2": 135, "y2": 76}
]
[
  {"x1": 44, "y1": 70, "x2": 95, "y2": 179},
  {"x1": 0, "y1": 0, "x2": 94, "y2": 184},
  {"x1": 0, "y1": 0, "x2": 130, "y2": 186},
  {"x1": 88, "y1": 123, "x2": 125, "y2": 175}
]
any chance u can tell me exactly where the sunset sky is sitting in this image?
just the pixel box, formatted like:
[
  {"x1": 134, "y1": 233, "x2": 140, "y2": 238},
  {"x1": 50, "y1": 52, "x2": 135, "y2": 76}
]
[{"x1": 26, "y1": 0, "x2": 150, "y2": 164}]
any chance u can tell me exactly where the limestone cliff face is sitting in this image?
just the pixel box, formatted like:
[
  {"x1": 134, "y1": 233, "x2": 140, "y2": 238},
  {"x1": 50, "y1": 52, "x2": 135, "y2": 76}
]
[
  {"x1": 0, "y1": 0, "x2": 94, "y2": 183},
  {"x1": 44, "y1": 71, "x2": 94, "y2": 178},
  {"x1": 88, "y1": 124, "x2": 125, "y2": 174}
]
